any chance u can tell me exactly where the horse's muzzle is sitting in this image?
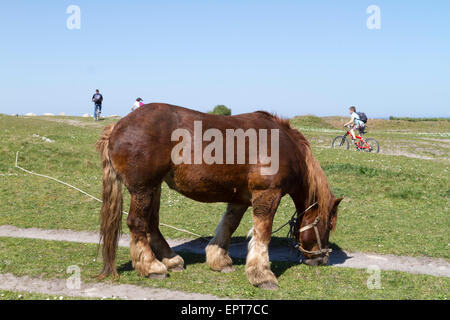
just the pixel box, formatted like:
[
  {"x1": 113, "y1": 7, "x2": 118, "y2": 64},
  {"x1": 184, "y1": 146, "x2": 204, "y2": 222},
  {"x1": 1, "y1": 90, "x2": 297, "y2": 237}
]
[{"x1": 304, "y1": 255, "x2": 329, "y2": 266}]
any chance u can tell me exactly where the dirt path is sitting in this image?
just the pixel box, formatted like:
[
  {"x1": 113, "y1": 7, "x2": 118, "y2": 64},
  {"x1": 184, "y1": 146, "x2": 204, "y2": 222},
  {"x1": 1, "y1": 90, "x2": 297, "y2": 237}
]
[
  {"x1": 38, "y1": 117, "x2": 101, "y2": 128},
  {"x1": 38, "y1": 116, "x2": 119, "y2": 128},
  {"x1": 0, "y1": 273, "x2": 221, "y2": 300},
  {"x1": 1, "y1": 225, "x2": 449, "y2": 278}
]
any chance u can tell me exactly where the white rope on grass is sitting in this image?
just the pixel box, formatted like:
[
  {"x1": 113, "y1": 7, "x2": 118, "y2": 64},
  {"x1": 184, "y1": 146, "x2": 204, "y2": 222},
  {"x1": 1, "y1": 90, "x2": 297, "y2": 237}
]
[
  {"x1": 14, "y1": 151, "x2": 208, "y2": 241},
  {"x1": 15, "y1": 152, "x2": 102, "y2": 203}
]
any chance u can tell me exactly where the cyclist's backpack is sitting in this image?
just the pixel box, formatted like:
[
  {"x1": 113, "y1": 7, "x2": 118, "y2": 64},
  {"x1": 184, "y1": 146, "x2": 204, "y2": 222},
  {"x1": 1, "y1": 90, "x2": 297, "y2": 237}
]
[{"x1": 357, "y1": 112, "x2": 368, "y2": 123}]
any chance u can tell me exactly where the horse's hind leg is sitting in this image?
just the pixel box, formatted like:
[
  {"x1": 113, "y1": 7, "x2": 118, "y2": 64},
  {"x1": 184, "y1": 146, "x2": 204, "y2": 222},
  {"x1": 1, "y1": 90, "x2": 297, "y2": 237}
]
[
  {"x1": 128, "y1": 190, "x2": 167, "y2": 278},
  {"x1": 146, "y1": 184, "x2": 184, "y2": 271},
  {"x1": 246, "y1": 189, "x2": 281, "y2": 290},
  {"x1": 206, "y1": 203, "x2": 248, "y2": 273}
]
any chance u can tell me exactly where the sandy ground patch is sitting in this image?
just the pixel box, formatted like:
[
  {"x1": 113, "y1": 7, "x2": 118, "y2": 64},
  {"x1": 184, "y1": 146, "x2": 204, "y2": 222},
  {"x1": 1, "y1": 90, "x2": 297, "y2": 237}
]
[
  {"x1": 0, "y1": 273, "x2": 221, "y2": 300},
  {"x1": 39, "y1": 117, "x2": 105, "y2": 128}
]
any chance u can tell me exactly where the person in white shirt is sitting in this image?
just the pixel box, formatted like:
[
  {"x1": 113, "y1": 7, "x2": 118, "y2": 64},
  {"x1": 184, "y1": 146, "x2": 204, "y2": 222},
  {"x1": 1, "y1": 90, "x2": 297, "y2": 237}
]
[
  {"x1": 131, "y1": 97, "x2": 144, "y2": 111},
  {"x1": 343, "y1": 106, "x2": 365, "y2": 140}
]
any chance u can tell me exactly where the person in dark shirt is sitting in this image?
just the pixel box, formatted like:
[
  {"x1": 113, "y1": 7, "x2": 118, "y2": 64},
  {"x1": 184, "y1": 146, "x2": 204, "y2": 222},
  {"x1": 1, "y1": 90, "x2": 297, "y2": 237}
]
[{"x1": 92, "y1": 89, "x2": 103, "y2": 120}]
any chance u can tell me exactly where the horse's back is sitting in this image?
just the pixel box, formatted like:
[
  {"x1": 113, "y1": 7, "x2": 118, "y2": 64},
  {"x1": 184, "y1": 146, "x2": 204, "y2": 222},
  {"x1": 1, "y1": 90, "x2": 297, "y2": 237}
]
[{"x1": 108, "y1": 103, "x2": 301, "y2": 200}]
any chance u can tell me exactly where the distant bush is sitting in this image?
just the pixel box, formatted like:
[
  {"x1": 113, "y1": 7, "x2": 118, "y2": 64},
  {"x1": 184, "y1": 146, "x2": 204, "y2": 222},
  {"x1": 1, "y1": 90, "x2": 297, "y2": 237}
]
[
  {"x1": 389, "y1": 116, "x2": 450, "y2": 122},
  {"x1": 208, "y1": 105, "x2": 231, "y2": 116}
]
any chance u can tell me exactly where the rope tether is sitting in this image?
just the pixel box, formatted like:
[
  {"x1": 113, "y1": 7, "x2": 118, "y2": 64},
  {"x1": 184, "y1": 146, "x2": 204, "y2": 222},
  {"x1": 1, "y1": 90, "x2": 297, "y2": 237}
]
[{"x1": 14, "y1": 151, "x2": 209, "y2": 241}]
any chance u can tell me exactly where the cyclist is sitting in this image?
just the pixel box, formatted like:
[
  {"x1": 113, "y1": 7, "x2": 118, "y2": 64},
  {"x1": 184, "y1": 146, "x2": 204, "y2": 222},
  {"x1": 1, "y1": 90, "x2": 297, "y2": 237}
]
[
  {"x1": 343, "y1": 106, "x2": 365, "y2": 142},
  {"x1": 92, "y1": 89, "x2": 103, "y2": 120}
]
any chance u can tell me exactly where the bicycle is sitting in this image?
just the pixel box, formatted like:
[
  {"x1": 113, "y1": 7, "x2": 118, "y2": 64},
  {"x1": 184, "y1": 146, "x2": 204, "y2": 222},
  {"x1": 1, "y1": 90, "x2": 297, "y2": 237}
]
[{"x1": 332, "y1": 125, "x2": 380, "y2": 153}]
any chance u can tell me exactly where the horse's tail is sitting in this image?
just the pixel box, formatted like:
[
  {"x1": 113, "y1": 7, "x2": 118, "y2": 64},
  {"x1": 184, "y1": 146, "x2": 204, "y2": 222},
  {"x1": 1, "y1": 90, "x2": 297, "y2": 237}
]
[{"x1": 96, "y1": 123, "x2": 123, "y2": 279}]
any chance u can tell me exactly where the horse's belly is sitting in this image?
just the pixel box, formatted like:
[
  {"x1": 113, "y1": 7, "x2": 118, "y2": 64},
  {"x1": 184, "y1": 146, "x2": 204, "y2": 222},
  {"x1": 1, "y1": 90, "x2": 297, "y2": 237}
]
[{"x1": 163, "y1": 169, "x2": 251, "y2": 204}]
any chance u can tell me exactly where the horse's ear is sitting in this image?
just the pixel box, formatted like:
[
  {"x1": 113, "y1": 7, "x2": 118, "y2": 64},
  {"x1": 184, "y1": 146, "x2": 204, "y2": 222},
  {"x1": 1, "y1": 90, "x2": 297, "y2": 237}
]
[
  {"x1": 334, "y1": 197, "x2": 344, "y2": 208},
  {"x1": 330, "y1": 197, "x2": 343, "y2": 231}
]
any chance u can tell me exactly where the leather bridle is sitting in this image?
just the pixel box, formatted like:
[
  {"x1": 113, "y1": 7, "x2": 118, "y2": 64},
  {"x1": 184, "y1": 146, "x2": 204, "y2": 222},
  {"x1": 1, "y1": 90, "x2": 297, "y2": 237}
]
[{"x1": 287, "y1": 202, "x2": 332, "y2": 257}]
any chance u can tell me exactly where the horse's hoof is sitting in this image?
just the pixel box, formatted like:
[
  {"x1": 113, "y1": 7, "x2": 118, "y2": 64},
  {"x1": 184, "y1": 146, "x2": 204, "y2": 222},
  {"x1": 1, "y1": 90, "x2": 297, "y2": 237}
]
[
  {"x1": 258, "y1": 282, "x2": 279, "y2": 291},
  {"x1": 221, "y1": 266, "x2": 235, "y2": 273},
  {"x1": 162, "y1": 255, "x2": 185, "y2": 271},
  {"x1": 148, "y1": 273, "x2": 168, "y2": 279},
  {"x1": 169, "y1": 266, "x2": 185, "y2": 272}
]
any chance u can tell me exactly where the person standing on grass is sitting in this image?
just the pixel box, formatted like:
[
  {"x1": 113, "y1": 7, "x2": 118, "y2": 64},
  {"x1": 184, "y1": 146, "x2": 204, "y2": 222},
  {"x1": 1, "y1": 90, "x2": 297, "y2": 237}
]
[
  {"x1": 131, "y1": 97, "x2": 144, "y2": 111},
  {"x1": 343, "y1": 106, "x2": 365, "y2": 142},
  {"x1": 92, "y1": 89, "x2": 103, "y2": 120}
]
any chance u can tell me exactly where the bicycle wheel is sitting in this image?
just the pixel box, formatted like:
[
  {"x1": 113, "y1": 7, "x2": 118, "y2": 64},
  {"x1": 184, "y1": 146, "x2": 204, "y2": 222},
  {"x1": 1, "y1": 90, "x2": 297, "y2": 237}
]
[
  {"x1": 332, "y1": 136, "x2": 349, "y2": 150},
  {"x1": 363, "y1": 138, "x2": 380, "y2": 153}
]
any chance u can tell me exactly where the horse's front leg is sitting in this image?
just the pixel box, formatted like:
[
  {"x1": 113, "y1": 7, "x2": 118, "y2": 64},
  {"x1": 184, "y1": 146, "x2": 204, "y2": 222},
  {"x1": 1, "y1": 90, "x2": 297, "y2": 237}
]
[
  {"x1": 246, "y1": 189, "x2": 281, "y2": 290},
  {"x1": 206, "y1": 203, "x2": 248, "y2": 272},
  {"x1": 127, "y1": 192, "x2": 168, "y2": 278}
]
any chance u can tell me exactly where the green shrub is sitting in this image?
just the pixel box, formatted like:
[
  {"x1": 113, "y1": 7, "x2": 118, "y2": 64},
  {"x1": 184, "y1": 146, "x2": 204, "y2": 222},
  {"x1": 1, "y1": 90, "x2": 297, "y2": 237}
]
[{"x1": 208, "y1": 105, "x2": 231, "y2": 116}]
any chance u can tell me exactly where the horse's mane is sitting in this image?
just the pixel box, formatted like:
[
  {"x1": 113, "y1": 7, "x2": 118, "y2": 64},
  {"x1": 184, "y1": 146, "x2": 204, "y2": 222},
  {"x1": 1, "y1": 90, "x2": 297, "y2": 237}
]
[{"x1": 256, "y1": 111, "x2": 331, "y2": 219}]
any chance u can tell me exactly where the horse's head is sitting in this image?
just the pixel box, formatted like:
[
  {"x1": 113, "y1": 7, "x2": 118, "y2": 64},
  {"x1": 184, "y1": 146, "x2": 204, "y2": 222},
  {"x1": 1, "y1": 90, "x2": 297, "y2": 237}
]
[{"x1": 296, "y1": 196, "x2": 343, "y2": 266}]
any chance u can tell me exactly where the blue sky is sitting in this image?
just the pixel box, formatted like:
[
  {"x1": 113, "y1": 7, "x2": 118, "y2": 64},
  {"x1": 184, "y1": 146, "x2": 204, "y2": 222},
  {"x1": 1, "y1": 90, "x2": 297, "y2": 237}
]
[{"x1": 0, "y1": 0, "x2": 449, "y2": 118}]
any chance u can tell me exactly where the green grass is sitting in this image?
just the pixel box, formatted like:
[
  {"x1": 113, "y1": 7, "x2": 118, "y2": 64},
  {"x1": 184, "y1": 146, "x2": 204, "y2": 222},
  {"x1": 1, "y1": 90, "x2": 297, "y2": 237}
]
[
  {"x1": 289, "y1": 115, "x2": 337, "y2": 130},
  {"x1": 0, "y1": 290, "x2": 96, "y2": 300},
  {"x1": 389, "y1": 116, "x2": 450, "y2": 122},
  {"x1": 0, "y1": 237, "x2": 448, "y2": 300},
  {"x1": 323, "y1": 116, "x2": 450, "y2": 134},
  {"x1": 0, "y1": 114, "x2": 449, "y2": 259}
]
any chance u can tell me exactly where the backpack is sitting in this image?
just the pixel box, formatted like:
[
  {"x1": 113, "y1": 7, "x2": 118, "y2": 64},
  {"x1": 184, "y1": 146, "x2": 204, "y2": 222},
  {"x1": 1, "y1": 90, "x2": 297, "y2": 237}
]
[{"x1": 357, "y1": 112, "x2": 368, "y2": 123}]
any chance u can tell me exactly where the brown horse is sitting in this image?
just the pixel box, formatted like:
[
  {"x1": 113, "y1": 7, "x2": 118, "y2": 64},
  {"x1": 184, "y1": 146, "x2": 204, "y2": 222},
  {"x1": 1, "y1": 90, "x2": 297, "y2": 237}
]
[{"x1": 96, "y1": 103, "x2": 342, "y2": 290}]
